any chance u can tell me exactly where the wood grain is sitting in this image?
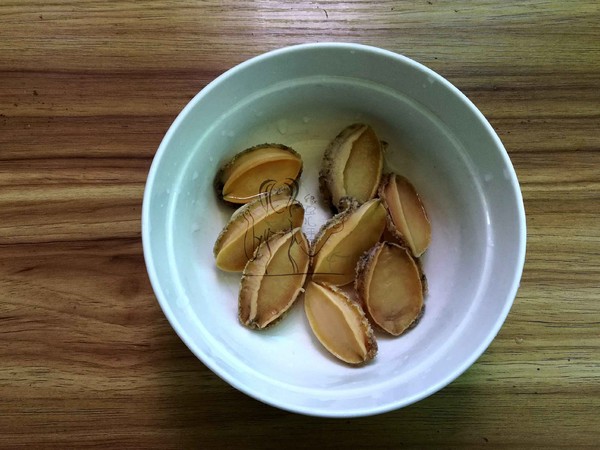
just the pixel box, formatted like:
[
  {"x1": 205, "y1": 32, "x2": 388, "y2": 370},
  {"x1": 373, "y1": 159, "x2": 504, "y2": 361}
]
[{"x1": 1, "y1": 0, "x2": 599, "y2": 447}]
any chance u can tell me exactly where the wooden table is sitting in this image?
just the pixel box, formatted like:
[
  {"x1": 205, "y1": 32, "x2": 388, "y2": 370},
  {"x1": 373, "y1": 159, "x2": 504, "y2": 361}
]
[{"x1": 1, "y1": 1, "x2": 598, "y2": 447}]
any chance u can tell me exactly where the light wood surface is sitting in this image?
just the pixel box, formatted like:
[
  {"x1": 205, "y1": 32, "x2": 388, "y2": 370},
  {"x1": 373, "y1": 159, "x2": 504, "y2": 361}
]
[{"x1": 1, "y1": 1, "x2": 599, "y2": 447}]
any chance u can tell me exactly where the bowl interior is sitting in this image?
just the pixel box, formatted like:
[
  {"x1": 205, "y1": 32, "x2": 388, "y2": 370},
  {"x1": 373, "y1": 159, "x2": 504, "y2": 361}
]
[{"x1": 143, "y1": 44, "x2": 525, "y2": 417}]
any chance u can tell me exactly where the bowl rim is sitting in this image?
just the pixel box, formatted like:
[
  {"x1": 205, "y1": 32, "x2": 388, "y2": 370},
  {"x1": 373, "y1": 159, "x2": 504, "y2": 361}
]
[{"x1": 142, "y1": 42, "x2": 527, "y2": 418}]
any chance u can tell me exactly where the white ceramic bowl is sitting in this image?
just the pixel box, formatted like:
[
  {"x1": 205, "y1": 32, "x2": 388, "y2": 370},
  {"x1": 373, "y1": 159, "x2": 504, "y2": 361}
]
[{"x1": 142, "y1": 43, "x2": 526, "y2": 417}]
